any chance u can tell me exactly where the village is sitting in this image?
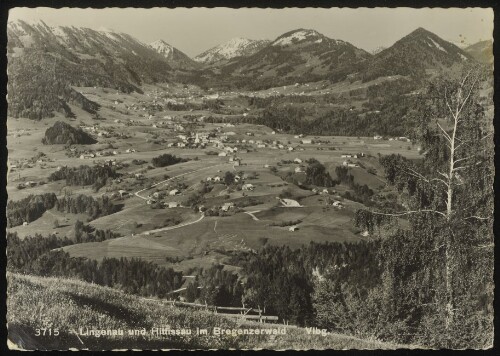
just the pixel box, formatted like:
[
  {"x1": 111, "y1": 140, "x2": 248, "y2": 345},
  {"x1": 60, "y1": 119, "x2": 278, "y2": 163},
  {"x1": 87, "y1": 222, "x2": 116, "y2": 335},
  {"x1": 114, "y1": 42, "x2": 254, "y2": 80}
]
[{"x1": 7, "y1": 80, "x2": 423, "y2": 275}]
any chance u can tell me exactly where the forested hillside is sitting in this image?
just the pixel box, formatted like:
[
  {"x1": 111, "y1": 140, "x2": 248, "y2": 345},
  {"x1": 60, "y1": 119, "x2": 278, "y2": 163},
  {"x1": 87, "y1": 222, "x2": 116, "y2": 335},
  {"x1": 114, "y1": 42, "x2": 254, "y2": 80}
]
[{"x1": 42, "y1": 121, "x2": 97, "y2": 145}]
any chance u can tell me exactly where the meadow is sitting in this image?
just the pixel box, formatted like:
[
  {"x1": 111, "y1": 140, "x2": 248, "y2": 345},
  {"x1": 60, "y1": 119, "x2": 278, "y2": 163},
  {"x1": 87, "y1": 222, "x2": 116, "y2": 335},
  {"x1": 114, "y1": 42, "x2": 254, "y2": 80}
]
[{"x1": 7, "y1": 272, "x2": 408, "y2": 350}]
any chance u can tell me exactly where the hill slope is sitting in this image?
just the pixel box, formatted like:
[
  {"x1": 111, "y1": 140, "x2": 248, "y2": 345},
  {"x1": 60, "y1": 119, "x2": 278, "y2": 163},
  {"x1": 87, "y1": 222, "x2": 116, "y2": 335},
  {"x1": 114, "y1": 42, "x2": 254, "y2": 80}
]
[
  {"x1": 464, "y1": 40, "x2": 493, "y2": 65},
  {"x1": 149, "y1": 39, "x2": 199, "y2": 69},
  {"x1": 358, "y1": 27, "x2": 473, "y2": 82},
  {"x1": 194, "y1": 38, "x2": 271, "y2": 65},
  {"x1": 7, "y1": 273, "x2": 406, "y2": 350},
  {"x1": 214, "y1": 29, "x2": 371, "y2": 88},
  {"x1": 7, "y1": 20, "x2": 173, "y2": 119}
]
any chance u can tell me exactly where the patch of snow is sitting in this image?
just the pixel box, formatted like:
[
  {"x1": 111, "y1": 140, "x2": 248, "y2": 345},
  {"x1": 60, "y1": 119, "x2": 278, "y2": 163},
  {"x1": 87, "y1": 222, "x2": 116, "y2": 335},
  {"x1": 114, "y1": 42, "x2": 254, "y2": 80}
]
[
  {"x1": 150, "y1": 40, "x2": 174, "y2": 59},
  {"x1": 195, "y1": 37, "x2": 268, "y2": 63},
  {"x1": 273, "y1": 30, "x2": 321, "y2": 46},
  {"x1": 428, "y1": 37, "x2": 447, "y2": 53}
]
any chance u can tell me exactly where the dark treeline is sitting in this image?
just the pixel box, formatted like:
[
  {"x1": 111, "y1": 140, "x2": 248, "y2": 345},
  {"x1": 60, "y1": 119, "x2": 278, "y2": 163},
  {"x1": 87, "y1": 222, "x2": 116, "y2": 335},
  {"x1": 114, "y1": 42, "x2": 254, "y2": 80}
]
[
  {"x1": 7, "y1": 227, "x2": 120, "y2": 272},
  {"x1": 7, "y1": 192, "x2": 121, "y2": 228},
  {"x1": 55, "y1": 194, "x2": 121, "y2": 220},
  {"x1": 335, "y1": 166, "x2": 374, "y2": 204},
  {"x1": 184, "y1": 265, "x2": 244, "y2": 307},
  {"x1": 48, "y1": 165, "x2": 120, "y2": 191},
  {"x1": 7, "y1": 232, "x2": 74, "y2": 271},
  {"x1": 74, "y1": 221, "x2": 121, "y2": 243},
  {"x1": 230, "y1": 241, "x2": 381, "y2": 326},
  {"x1": 305, "y1": 158, "x2": 335, "y2": 187},
  {"x1": 151, "y1": 153, "x2": 188, "y2": 167},
  {"x1": 6, "y1": 193, "x2": 58, "y2": 228},
  {"x1": 6, "y1": 231, "x2": 183, "y2": 298}
]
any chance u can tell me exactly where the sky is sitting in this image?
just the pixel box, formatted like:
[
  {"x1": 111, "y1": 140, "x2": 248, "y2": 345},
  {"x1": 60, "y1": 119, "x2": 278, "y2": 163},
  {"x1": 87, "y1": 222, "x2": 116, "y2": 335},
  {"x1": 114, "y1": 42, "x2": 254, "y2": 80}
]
[{"x1": 8, "y1": 7, "x2": 494, "y2": 57}]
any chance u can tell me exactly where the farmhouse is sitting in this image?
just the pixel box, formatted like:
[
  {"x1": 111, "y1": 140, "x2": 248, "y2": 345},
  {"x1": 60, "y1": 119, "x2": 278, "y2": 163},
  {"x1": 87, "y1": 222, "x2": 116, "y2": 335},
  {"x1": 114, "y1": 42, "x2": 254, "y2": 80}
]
[
  {"x1": 289, "y1": 226, "x2": 299, "y2": 231},
  {"x1": 242, "y1": 183, "x2": 255, "y2": 191},
  {"x1": 332, "y1": 201, "x2": 344, "y2": 208},
  {"x1": 213, "y1": 176, "x2": 221, "y2": 182},
  {"x1": 168, "y1": 201, "x2": 180, "y2": 208},
  {"x1": 300, "y1": 139, "x2": 312, "y2": 144},
  {"x1": 294, "y1": 158, "x2": 302, "y2": 164},
  {"x1": 221, "y1": 202, "x2": 235, "y2": 212},
  {"x1": 118, "y1": 190, "x2": 128, "y2": 198},
  {"x1": 281, "y1": 198, "x2": 300, "y2": 207},
  {"x1": 169, "y1": 189, "x2": 180, "y2": 196}
]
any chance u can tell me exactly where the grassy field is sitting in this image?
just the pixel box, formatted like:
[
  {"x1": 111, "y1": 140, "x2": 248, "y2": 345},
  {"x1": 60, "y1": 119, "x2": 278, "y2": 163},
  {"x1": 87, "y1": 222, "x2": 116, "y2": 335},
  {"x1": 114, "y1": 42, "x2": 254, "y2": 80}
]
[{"x1": 7, "y1": 273, "x2": 411, "y2": 350}]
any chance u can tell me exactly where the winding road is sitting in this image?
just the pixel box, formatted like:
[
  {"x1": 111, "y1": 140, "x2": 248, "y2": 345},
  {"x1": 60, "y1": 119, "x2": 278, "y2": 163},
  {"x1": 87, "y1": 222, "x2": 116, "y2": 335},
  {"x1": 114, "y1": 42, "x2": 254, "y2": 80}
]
[{"x1": 132, "y1": 163, "x2": 232, "y2": 236}]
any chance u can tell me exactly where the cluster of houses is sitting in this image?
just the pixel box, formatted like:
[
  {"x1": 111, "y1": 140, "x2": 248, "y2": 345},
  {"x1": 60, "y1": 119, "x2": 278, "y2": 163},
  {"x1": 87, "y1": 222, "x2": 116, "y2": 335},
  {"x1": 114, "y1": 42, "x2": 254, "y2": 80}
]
[
  {"x1": 374, "y1": 135, "x2": 411, "y2": 142},
  {"x1": 79, "y1": 124, "x2": 112, "y2": 138},
  {"x1": 79, "y1": 150, "x2": 120, "y2": 160}
]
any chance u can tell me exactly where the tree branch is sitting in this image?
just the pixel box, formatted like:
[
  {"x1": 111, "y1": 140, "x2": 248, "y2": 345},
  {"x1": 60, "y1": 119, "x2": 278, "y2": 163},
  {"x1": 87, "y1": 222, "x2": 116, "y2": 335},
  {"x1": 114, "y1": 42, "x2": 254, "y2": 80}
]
[
  {"x1": 436, "y1": 122, "x2": 452, "y2": 143},
  {"x1": 370, "y1": 209, "x2": 446, "y2": 217}
]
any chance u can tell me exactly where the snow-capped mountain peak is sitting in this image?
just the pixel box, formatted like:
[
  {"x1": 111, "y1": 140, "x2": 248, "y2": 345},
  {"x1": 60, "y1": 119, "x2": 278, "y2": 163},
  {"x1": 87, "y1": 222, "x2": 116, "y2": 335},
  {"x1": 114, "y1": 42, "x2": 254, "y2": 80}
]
[
  {"x1": 272, "y1": 29, "x2": 324, "y2": 47},
  {"x1": 149, "y1": 39, "x2": 174, "y2": 58},
  {"x1": 194, "y1": 37, "x2": 271, "y2": 64}
]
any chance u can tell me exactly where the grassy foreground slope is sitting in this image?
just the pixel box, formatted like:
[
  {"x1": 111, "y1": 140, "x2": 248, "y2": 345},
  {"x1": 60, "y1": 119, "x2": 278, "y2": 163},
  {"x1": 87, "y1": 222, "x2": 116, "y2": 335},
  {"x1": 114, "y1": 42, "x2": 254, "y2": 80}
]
[{"x1": 7, "y1": 273, "x2": 405, "y2": 350}]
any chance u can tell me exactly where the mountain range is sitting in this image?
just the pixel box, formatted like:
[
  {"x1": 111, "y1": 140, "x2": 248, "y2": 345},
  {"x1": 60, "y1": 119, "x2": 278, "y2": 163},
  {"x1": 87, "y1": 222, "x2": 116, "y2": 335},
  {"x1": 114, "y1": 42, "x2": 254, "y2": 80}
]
[
  {"x1": 7, "y1": 20, "x2": 488, "y2": 119},
  {"x1": 194, "y1": 37, "x2": 271, "y2": 65}
]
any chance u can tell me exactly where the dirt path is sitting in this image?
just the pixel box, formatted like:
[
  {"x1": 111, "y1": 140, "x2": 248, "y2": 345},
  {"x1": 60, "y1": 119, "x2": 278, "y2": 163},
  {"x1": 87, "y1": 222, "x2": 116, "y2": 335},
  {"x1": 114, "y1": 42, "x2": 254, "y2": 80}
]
[{"x1": 244, "y1": 211, "x2": 261, "y2": 221}]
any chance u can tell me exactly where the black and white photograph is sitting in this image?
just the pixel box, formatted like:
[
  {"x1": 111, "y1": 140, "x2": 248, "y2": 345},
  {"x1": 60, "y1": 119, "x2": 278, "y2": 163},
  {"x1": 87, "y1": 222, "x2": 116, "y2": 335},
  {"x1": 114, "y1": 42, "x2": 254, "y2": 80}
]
[{"x1": 4, "y1": 6, "x2": 495, "y2": 350}]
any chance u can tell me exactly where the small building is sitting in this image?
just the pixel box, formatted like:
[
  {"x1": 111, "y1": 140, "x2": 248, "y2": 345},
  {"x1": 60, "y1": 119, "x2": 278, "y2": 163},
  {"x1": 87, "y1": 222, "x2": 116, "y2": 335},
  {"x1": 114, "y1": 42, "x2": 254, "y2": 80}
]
[
  {"x1": 332, "y1": 201, "x2": 344, "y2": 208},
  {"x1": 206, "y1": 176, "x2": 213, "y2": 182},
  {"x1": 374, "y1": 135, "x2": 383, "y2": 140},
  {"x1": 168, "y1": 201, "x2": 180, "y2": 208},
  {"x1": 289, "y1": 226, "x2": 299, "y2": 232},
  {"x1": 221, "y1": 202, "x2": 235, "y2": 212},
  {"x1": 23, "y1": 221, "x2": 28, "y2": 226},
  {"x1": 242, "y1": 183, "x2": 255, "y2": 191},
  {"x1": 295, "y1": 167, "x2": 304, "y2": 173},
  {"x1": 218, "y1": 152, "x2": 227, "y2": 157},
  {"x1": 169, "y1": 189, "x2": 180, "y2": 196},
  {"x1": 294, "y1": 158, "x2": 302, "y2": 164},
  {"x1": 213, "y1": 176, "x2": 221, "y2": 182},
  {"x1": 118, "y1": 190, "x2": 128, "y2": 198},
  {"x1": 281, "y1": 198, "x2": 300, "y2": 207},
  {"x1": 300, "y1": 139, "x2": 312, "y2": 144}
]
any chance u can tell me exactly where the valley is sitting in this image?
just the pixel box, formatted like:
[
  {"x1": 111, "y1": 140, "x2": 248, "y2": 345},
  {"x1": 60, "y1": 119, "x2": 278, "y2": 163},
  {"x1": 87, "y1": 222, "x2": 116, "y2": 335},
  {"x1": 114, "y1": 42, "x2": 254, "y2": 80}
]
[{"x1": 5, "y1": 11, "x2": 494, "y2": 350}]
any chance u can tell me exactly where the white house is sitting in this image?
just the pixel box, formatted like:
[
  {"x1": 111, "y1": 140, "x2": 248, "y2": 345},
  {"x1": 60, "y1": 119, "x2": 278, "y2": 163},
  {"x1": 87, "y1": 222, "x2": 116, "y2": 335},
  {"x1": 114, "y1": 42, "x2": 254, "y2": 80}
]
[
  {"x1": 169, "y1": 189, "x2": 180, "y2": 196},
  {"x1": 294, "y1": 158, "x2": 302, "y2": 164},
  {"x1": 288, "y1": 226, "x2": 299, "y2": 231},
  {"x1": 213, "y1": 176, "x2": 221, "y2": 182},
  {"x1": 221, "y1": 202, "x2": 235, "y2": 212},
  {"x1": 281, "y1": 198, "x2": 300, "y2": 207},
  {"x1": 218, "y1": 151, "x2": 227, "y2": 157},
  {"x1": 332, "y1": 201, "x2": 344, "y2": 208},
  {"x1": 300, "y1": 139, "x2": 311, "y2": 144},
  {"x1": 242, "y1": 183, "x2": 255, "y2": 191},
  {"x1": 168, "y1": 201, "x2": 180, "y2": 208}
]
